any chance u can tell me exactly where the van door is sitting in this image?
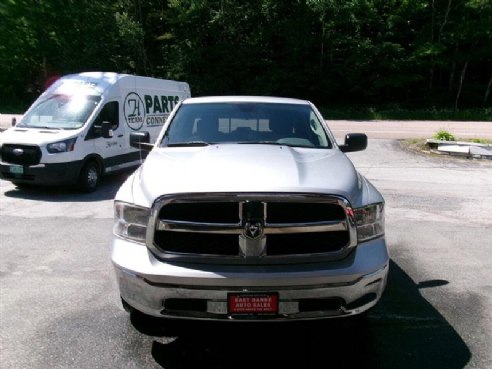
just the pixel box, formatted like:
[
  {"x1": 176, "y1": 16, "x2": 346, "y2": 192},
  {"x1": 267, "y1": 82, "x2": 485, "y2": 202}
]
[{"x1": 85, "y1": 101, "x2": 127, "y2": 174}]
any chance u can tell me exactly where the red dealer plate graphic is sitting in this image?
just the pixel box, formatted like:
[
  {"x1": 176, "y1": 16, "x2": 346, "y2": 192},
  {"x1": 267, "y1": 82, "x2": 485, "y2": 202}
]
[{"x1": 228, "y1": 293, "x2": 278, "y2": 314}]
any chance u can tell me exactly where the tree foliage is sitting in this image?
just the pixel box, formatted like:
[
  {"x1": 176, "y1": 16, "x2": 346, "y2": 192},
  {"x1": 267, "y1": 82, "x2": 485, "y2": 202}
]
[{"x1": 0, "y1": 0, "x2": 490, "y2": 111}]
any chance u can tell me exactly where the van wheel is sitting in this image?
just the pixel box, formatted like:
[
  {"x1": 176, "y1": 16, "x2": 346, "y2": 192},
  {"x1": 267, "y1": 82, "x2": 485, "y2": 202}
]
[{"x1": 78, "y1": 160, "x2": 99, "y2": 193}]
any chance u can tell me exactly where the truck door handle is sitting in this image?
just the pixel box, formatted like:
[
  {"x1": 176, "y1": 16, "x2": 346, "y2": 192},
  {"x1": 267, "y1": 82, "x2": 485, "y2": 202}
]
[{"x1": 118, "y1": 134, "x2": 124, "y2": 137}]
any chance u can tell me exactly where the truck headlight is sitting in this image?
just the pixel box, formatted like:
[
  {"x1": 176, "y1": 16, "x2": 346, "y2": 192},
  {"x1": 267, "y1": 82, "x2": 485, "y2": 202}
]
[
  {"x1": 354, "y1": 203, "x2": 384, "y2": 242},
  {"x1": 113, "y1": 201, "x2": 150, "y2": 244},
  {"x1": 47, "y1": 137, "x2": 77, "y2": 153}
]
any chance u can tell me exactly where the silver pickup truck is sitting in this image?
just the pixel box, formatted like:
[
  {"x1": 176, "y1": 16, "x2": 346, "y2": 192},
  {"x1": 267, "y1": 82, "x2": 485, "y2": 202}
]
[{"x1": 111, "y1": 96, "x2": 388, "y2": 322}]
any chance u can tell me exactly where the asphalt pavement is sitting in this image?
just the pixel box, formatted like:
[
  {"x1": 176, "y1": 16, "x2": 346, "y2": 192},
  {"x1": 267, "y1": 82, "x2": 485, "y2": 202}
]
[{"x1": 1, "y1": 139, "x2": 491, "y2": 369}]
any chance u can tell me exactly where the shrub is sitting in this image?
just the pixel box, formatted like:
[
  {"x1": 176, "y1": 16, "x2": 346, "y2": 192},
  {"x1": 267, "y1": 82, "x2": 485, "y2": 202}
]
[{"x1": 433, "y1": 129, "x2": 455, "y2": 141}]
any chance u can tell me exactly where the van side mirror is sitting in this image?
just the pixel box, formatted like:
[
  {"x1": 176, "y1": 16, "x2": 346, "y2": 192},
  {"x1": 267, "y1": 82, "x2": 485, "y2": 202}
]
[
  {"x1": 339, "y1": 133, "x2": 367, "y2": 153},
  {"x1": 101, "y1": 121, "x2": 113, "y2": 138},
  {"x1": 130, "y1": 131, "x2": 153, "y2": 150}
]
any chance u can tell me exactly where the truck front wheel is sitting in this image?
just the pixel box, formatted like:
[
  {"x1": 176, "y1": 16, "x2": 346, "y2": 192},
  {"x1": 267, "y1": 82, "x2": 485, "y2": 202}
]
[{"x1": 78, "y1": 160, "x2": 100, "y2": 193}]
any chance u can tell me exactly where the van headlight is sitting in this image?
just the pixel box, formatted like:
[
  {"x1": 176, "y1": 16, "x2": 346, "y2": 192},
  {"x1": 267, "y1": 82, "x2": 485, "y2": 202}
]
[
  {"x1": 113, "y1": 201, "x2": 150, "y2": 244},
  {"x1": 354, "y1": 203, "x2": 384, "y2": 242},
  {"x1": 47, "y1": 137, "x2": 77, "y2": 153}
]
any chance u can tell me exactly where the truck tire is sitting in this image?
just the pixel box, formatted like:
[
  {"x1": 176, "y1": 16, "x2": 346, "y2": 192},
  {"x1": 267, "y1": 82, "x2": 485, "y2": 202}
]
[
  {"x1": 77, "y1": 160, "x2": 99, "y2": 193},
  {"x1": 129, "y1": 307, "x2": 178, "y2": 336},
  {"x1": 121, "y1": 297, "x2": 134, "y2": 313}
]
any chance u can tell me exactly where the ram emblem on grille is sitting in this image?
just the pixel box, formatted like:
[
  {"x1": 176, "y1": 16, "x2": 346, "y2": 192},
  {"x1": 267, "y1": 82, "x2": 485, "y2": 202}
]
[{"x1": 243, "y1": 221, "x2": 264, "y2": 239}]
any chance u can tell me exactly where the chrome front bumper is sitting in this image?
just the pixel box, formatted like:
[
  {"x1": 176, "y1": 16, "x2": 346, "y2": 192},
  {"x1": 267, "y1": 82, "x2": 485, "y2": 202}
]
[{"x1": 111, "y1": 237, "x2": 389, "y2": 321}]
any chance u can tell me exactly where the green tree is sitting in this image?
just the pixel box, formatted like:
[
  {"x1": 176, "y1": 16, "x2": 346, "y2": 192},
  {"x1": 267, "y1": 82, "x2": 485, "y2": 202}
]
[
  {"x1": 1, "y1": 0, "x2": 491, "y2": 111},
  {"x1": 0, "y1": 0, "x2": 145, "y2": 110}
]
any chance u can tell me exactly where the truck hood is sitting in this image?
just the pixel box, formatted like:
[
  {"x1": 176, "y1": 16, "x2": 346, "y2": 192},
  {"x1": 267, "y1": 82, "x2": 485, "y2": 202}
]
[
  {"x1": 126, "y1": 144, "x2": 365, "y2": 207},
  {"x1": 0, "y1": 126, "x2": 79, "y2": 146}
]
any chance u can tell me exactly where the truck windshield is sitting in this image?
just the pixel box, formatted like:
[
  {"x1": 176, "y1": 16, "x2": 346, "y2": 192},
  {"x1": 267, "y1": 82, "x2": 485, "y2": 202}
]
[
  {"x1": 18, "y1": 94, "x2": 101, "y2": 130},
  {"x1": 162, "y1": 102, "x2": 332, "y2": 148}
]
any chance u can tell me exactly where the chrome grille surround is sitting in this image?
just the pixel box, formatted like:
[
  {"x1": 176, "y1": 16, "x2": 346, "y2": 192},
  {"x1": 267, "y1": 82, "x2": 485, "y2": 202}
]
[{"x1": 146, "y1": 193, "x2": 357, "y2": 264}]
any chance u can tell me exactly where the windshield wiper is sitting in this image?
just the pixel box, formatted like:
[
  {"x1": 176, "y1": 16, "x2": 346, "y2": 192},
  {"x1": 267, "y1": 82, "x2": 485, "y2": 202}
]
[
  {"x1": 166, "y1": 141, "x2": 210, "y2": 147},
  {"x1": 34, "y1": 126, "x2": 62, "y2": 130},
  {"x1": 236, "y1": 141, "x2": 316, "y2": 148},
  {"x1": 236, "y1": 141, "x2": 279, "y2": 145}
]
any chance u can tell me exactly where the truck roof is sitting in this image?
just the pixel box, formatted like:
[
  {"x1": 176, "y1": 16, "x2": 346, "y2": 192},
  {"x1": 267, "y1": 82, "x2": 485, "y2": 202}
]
[{"x1": 182, "y1": 96, "x2": 310, "y2": 105}]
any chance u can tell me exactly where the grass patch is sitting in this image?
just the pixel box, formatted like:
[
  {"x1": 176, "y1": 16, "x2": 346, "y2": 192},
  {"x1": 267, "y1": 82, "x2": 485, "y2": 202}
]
[
  {"x1": 400, "y1": 138, "x2": 430, "y2": 153},
  {"x1": 429, "y1": 128, "x2": 492, "y2": 144},
  {"x1": 400, "y1": 137, "x2": 491, "y2": 159},
  {"x1": 468, "y1": 138, "x2": 492, "y2": 144},
  {"x1": 433, "y1": 129, "x2": 455, "y2": 141}
]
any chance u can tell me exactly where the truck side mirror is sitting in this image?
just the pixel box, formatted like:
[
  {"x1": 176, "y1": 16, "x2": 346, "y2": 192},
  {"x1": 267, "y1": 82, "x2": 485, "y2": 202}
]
[
  {"x1": 101, "y1": 121, "x2": 113, "y2": 139},
  {"x1": 130, "y1": 131, "x2": 153, "y2": 150},
  {"x1": 339, "y1": 133, "x2": 367, "y2": 153}
]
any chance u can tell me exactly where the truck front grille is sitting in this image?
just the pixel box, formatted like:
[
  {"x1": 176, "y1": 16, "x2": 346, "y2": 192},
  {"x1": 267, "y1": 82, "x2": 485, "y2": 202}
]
[
  {"x1": 149, "y1": 193, "x2": 357, "y2": 264},
  {"x1": 1, "y1": 144, "x2": 41, "y2": 166}
]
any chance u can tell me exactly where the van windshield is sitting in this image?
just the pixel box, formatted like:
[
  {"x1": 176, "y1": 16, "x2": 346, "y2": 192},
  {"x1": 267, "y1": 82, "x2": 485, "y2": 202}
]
[{"x1": 18, "y1": 94, "x2": 101, "y2": 130}]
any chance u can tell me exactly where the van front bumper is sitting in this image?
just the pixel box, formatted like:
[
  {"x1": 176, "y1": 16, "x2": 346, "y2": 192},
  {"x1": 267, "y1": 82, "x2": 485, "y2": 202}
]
[
  {"x1": 0, "y1": 160, "x2": 83, "y2": 186},
  {"x1": 111, "y1": 237, "x2": 389, "y2": 321}
]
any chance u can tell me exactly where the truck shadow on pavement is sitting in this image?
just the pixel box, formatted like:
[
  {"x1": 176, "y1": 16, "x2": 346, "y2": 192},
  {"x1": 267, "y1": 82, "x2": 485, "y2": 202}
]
[{"x1": 132, "y1": 260, "x2": 471, "y2": 369}]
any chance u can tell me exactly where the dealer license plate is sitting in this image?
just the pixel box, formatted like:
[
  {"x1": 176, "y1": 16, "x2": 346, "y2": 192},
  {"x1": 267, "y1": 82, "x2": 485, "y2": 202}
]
[
  {"x1": 9, "y1": 165, "x2": 23, "y2": 174},
  {"x1": 228, "y1": 293, "x2": 278, "y2": 314}
]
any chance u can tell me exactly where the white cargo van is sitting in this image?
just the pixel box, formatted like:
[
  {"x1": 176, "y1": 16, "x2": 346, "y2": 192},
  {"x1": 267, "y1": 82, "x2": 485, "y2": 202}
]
[{"x1": 0, "y1": 72, "x2": 191, "y2": 192}]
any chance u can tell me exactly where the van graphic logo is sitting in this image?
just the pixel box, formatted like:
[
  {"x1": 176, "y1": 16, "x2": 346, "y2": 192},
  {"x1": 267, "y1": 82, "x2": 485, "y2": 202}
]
[
  {"x1": 124, "y1": 92, "x2": 181, "y2": 131},
  {"x1": 243, "y1": 222, "x2": 263, "y2": 239},
  {"x1": 124, "y1": 92, "x2": 145, "y2": 131},
  {"x1": 12, "y1": 148, "x2": 24, "y2": 156}
]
